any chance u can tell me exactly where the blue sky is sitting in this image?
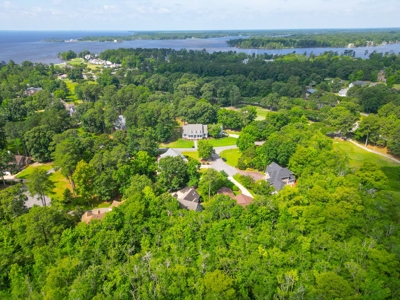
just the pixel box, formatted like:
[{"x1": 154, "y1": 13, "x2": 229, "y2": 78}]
[{"x1": 0, "y1": 0, "x2": 399, "y2": 30}]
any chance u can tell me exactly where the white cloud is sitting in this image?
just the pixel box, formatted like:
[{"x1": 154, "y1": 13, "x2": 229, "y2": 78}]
[
  {"x1": 104, "y1": 5, "x2": 115, "y2": 10},
  {"x1": 0, "y1": 0, "x2": 400, "y2": 30}
]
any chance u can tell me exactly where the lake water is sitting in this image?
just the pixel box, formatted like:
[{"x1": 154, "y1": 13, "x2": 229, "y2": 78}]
[{"x1": 1, "y1": 31, "x2": 400, "y2": 64}]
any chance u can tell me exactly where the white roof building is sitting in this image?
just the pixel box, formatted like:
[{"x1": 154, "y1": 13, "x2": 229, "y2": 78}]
[{"x1": 158, "y1": 148, "x2": 187, "y2": 162}]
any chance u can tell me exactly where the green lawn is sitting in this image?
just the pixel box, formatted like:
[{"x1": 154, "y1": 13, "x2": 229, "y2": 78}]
[
  {"x1": 64, "y1": 79, "x2": 79, "y2": 102},
  {"x1": 94, "y1": 202, "x2": 112, "y2": 209},
  {"x1": 16, "y1": 164, "x2": 71, "y2": 200},
  {"x1": 50, "y1": 169, "x2": 72, "y2": 200},
  {"x1": 235, "y1": 104, "x2": 273, "y2": 120},
  {"x1": 16, "y1": 164, "x2": 53, "y2": 179},
  {"x1": 207, "y1": 137, "x2": 238, "y2": 147},
  {"x1": 182, "y1": 152, "x2": 200, "y2": 161},
  {"x1": 68, "y1": 58, "x2": 85, "y2": 66},
  {"x1": 333, "y1": 140, "x2": 400, "y2": 192},
  {"x1": 333, "y1": 140, "x2": 399, "y2": 168},
  {"x1": 255, "y1": 107, "x2": 272, "y2": 120},
  {"x1": 86, "y1": 63, "x2": 102, "y2": 71},
  {"x1": 164, "y1": 139, "x2": 194, "y2": 148},
  {"x1": 220, "y1": 149, "x2": 241, "y2": 167}
]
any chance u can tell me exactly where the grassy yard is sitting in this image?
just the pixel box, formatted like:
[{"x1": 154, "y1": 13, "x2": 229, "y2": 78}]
[
  {"x1": 234, "y1": 104, "x2": 274, "y2": 120},
  {"x1": 16, "y1": 164, "x2": 53, "y2": 179},
  {"x1": 207, "y1": 137, "x2": 238, "y2": 147},
  {"x1": 68, "y1": 58, "x2": 85, "y2": 66},
  {"x1": 86, "y1": 63, "x2": 101, "y2": 71},
  {"x1": 333, "y1": 140, "x2": 399, "y2": 168},
  {"x1": 51, "y1": 169, "x2": 72, "y2": 200},
  {"x1": 220, "y1": 149, "x2": 241, "y2": 167},
  {"x1": 64, "y1": 79, "x2": 79, "y2": 102},
  {"x1": 16, "y1": 164, "x2": 71, "y2": 201},
  {"x1": 333, "y1": 140, "x2": 400, "y2": 192},
  {"x1": 164, "y1": 139, "x2": 194, "y2": 148},
  {"x1": 182, "y1": 152, "x2": 200, "y2": 161}
]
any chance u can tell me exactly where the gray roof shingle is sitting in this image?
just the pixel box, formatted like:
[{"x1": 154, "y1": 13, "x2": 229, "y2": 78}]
[
  {"x1": 266, "y1": 162, "x2": 295, "y2": 192},
  {"x1": 182, "y1": 124, "x2": 208, "y2": 135}
]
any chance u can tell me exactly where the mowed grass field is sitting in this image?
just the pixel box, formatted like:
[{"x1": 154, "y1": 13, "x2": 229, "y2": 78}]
[
  {"x1": 64, "y1": 79, "x2": 79, "y2": 102},
  {"x1": 234, "y1": 104, "x2": 274, "y2": 120},
  {"x1": 333, "y1": 140, "x2": 400, "y2": 192},
  {"x1": 68, "y1": 58, "x2": 85, "y2": 66},
  {"x1": 182, "y1": 152, "x2": 200, "y2": 161},
  {"x1": 220, "y1": 148, "x2": 241, "y2": 167},
  {"x1": 164, "y1": 139, "x2": 194, "y2": 148},
  {"x1": 207, "y1": 137, "x2": 237, "y2": 147},
  {"x1": 16, "y1": 164, "x2": 71, "y2": 201}
]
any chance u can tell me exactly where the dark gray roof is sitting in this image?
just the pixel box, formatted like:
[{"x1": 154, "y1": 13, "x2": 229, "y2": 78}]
[
  {"x1": 178, "y1": 199, "x2": 202, "y2": 212},
  {"x1": 178, "y1": 187, "x2": 200, "y2": 203},
  {"x1": 182, "y1": 124, "x2": 208, "y2": 135},
  {"x1": 266, "y1": 162, "x2": 295, "y2": 192}
]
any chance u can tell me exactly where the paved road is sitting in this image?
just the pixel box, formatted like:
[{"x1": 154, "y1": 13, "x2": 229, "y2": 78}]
[
  {"x1": 210, "y1": 153, "x2": 238, "y2": 176},
  {"x1": 4, "y1": 168, "x2": 55, "y2": 208},
  {"x1": 24, "y1": 192, "x2": 51, "y2": 208},
  {"x1": 204, "y1": 153, "x2": 265, "y2": 197}
]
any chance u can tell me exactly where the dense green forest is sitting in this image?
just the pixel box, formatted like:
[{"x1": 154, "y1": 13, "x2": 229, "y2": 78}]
[
  {"x1": 0, "y1": 48, "x2": 399, "y2": 299},
  {"x1": 70, "y1": 29, "x2": 400, "y2": 49},
  {"x1": 77, "y1": 31, "x2": 244, "y2": 42},
  {"x1": 228, "y1": 30, "x2": 400, "y2": 49}
]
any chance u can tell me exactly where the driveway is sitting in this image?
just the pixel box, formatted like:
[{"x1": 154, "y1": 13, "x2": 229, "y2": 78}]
[
  {"x1": 200, "y1": 153, "x2": 264, "y2": 197},
  {"x1": 21, "y1": 185, "x2": 51, "y2": 208},
  {"x1": 209, "y1": 153, "x2": 238, "y2": 176}
]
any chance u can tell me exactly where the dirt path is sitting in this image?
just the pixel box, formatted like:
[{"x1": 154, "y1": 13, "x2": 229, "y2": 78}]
[
  {"x1": 238, "y1": 170, "x2": 265, "y2": 180},
  {"x1": 348, "y1": 139, "x2": 400, "y2": 164}
]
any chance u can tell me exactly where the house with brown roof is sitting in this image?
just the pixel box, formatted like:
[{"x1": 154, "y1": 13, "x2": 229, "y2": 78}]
[
  {"x1": 81, "y1": 209, "x2": 108, "y2": 224},
  {"x1": 234, "y1": 194, "x2": 253, "y2": 207},
  {"x1": 217, "y1": 186, "x2": 235, "y2": 198},
  {"x1": 216, "y1": 186, "x2": 253, "y2": 207},
  {"x1": 13, "y1": 155, "x2": 31, "y2": 171},
  {"x1": 81, "y1": 201, "x2": 124, "y2": 224}
]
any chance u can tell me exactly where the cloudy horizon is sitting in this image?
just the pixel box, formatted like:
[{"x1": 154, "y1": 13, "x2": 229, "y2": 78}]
[{"x1": 1, "y1": 0, "x2": 399, "y2": 30}]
